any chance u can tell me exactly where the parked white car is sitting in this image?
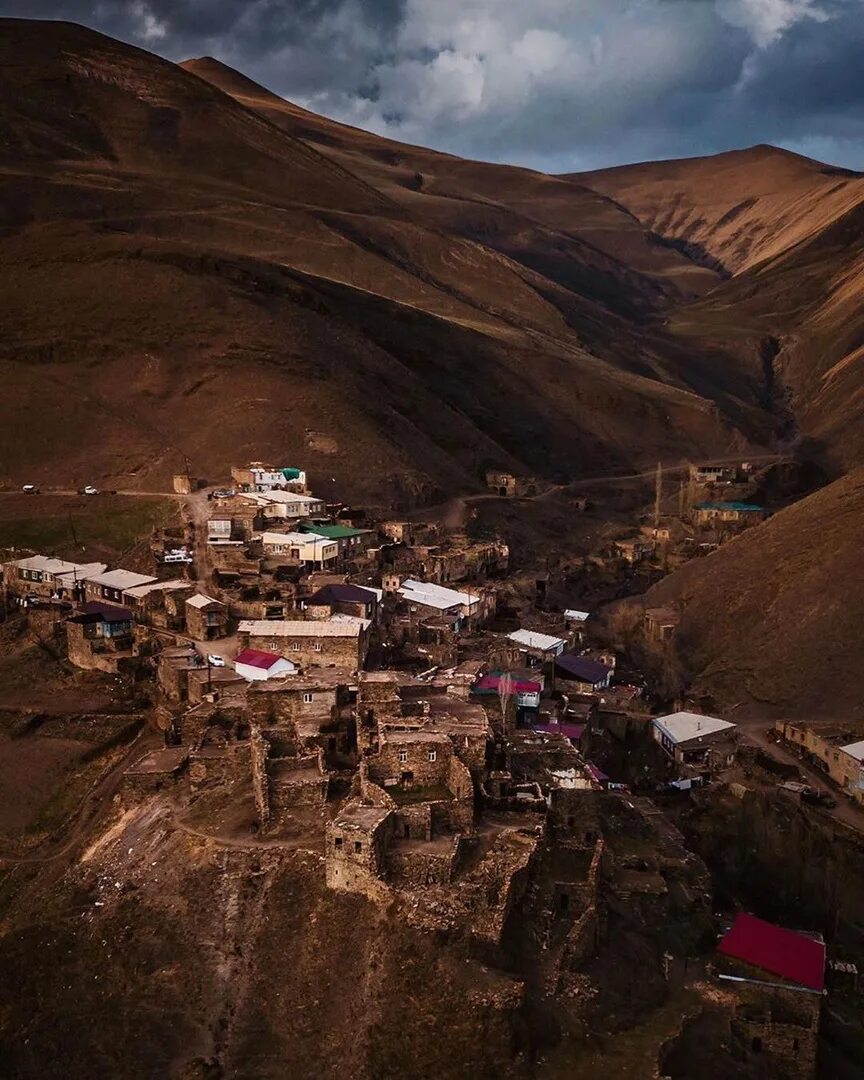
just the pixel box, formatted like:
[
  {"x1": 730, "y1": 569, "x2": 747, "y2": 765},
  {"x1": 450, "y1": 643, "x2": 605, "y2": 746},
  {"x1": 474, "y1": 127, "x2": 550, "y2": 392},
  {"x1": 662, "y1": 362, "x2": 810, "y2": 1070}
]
[{"x1": 207, "y1": 654, "x2": 226, "y2": 667}]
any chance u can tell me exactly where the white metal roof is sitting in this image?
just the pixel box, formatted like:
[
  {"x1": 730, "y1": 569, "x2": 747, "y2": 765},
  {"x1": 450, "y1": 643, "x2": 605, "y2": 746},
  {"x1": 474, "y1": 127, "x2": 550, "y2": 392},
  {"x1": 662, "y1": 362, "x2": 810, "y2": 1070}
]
[
  {"x1": 53, "y1": 562, "x2": 108, "y2": 584},
  {"x1": 249, "y1": 490, "x2": 321, "y2": 504},
  {"x1": 9, "y1": 555, "x2": 99, "y2": 576},
  {"x1": 185, "y1": 593, "x2": 223, "y2": 609},
  {"x1": 564, "y1": 609, "x2": 590, "y2": 622},
  {"x1": 239, "y1": 617, "x2": 368, "y2": 637},
  {"x1": 652, "y1": 711, "x2": 736, "y2": 744},
  {"x1": 841, "y1": 740, "x2": 864, "y2": 762},
  {"x1": 123, "y1": 579, "x2": 190, "y2": 598},
  {"x1": 508, "y1": 629, "x2": 566, "y2": 651},
  {"x1": 257, "y1": 531, "x2": 331, "y2": 545},
  {"x1": 86, "y1": 569, "x2": 158, "y2": 590},
  {"x1": 399, "y1": 579, "x2": 477, "y2": 611}
]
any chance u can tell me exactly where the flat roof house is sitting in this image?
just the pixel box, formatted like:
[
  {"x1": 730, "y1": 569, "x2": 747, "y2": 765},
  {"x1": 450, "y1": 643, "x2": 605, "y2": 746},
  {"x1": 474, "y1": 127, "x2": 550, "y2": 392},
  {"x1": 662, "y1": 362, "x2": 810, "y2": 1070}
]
[
  {"x1": 256, "y1": 531, "x2": 339, "y2": 569},
  {"x1": 652, "y1": 711, "x2": 737, "y2": 773}
]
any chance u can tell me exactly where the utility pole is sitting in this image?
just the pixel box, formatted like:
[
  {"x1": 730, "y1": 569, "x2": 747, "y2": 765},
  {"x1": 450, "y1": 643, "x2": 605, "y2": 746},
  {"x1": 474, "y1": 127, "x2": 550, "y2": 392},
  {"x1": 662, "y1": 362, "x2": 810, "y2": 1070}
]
[
  {"x1": 68, "y1": 513, "x2": 79, "y2": 550},
  {"x1": 678, "y1": 479, "x2": 685, "y2": 518},
  {"x1": 653, "y1": 462, "x2": 663, "y2": 530}
]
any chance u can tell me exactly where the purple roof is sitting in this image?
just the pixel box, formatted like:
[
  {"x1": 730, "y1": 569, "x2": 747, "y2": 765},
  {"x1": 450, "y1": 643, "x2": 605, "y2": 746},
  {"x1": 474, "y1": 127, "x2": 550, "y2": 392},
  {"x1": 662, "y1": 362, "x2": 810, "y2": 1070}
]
[
  {"x1": 474, "y1": 673, "x2": 542, "y2": 695},
  {"x1": 555, "y1": 653, "x2": 612, "y2": 684},
  {"x1": 532, "y1": 722, "x2": 586, "y2": 742},
  {"x1": 309, "y1": 584, "x2": 376, "y2": 606},
  {"x1": 70, "y1": 601, "x2": 133, "y2": 624}
]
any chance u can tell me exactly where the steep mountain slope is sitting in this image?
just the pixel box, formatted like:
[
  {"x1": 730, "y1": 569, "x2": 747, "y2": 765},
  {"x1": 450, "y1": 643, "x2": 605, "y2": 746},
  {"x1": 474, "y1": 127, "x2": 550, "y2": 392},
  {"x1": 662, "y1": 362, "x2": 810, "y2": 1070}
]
[
  {"x1": 574, "y1": 146, "x2": 864, "y2": 276},
  {"x1": 0, "y1": 20, "x2": 770, "y2": 503},
  {"x1": 577, "y1": 146, "x2": 864, "y2": 474},
  {"x1": 645, "y1": 468, "x2": 864, "y2": 719},
  {"x1": 181, "y1": 56, "x2": 722, "y2": 304}
]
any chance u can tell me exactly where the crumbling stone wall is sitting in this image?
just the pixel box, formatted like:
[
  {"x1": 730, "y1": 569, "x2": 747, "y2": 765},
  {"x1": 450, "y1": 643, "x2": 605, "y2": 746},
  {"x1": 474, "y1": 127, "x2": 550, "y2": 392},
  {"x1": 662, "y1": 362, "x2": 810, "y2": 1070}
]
[{"x1": 387, "y1": 835, "x2": 464, "y2": 887}]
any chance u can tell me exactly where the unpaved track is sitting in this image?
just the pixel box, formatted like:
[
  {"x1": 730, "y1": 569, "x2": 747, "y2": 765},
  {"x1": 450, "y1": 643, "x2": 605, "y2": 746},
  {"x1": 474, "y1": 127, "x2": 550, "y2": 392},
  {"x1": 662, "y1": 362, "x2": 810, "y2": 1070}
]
[{"x1": 0, "y1": 724, "x2": 161, "y2": 865}]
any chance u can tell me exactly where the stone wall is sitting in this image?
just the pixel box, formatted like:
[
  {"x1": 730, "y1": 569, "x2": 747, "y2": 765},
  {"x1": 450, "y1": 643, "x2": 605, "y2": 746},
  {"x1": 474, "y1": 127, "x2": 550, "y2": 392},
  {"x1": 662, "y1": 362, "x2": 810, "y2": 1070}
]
[
  {"x1": 247, "y1": 631, "x2": 364, "y2": 670},
  {"x1": 387, "y1": 835, "x2": 464, "y2": 887}
]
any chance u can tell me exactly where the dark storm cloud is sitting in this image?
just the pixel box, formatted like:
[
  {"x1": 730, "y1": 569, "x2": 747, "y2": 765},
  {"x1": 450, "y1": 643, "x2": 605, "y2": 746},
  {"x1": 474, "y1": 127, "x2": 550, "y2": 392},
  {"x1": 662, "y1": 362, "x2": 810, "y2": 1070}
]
[{"x1": 1, "y1": 0, "x2": 863, "y2": 170}]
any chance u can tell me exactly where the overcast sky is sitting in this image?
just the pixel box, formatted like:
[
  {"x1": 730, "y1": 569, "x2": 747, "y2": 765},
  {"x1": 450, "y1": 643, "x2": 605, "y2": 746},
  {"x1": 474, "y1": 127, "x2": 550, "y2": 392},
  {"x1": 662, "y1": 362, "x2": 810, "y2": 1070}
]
[{"x1": 4, "y1": 0, "x2": 864, "y2": 171}]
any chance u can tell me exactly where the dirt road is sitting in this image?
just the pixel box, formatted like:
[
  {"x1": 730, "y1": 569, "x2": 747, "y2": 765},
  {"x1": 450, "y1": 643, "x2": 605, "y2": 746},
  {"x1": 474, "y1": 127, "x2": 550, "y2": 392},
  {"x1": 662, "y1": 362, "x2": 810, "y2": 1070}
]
[
  {"x1": 0, "y1": 723, "x2": 161, "y2": 865},
  {"x1": 741, "y1": 726, "x2": 864, "y2": 832}
]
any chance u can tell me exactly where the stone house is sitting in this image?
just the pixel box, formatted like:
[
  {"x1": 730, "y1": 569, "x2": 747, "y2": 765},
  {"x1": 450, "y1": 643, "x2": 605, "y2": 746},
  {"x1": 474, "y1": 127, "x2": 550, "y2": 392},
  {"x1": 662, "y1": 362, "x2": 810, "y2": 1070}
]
[
  {"x1": 612, "y1": 538, "x2": 653, "y2": 564},
  {"x1": 184, "y1": 593, "x2": 227, "y2": 640},
  {"x1": 326, "y1": 800, "x2": 397, "y2": 895},
  {"x1": 774, "y1": 721, "x2": 864, "y2": 804},
  {"x1": 554, "y1": 653, "x2": 614, "y2": 693},
  {"x1": 651, "y1": 712, "x2": 737, "y2": 775},
  {"x1": 305, "y1": 582, "x2": 379, "y2": 622},
  {"x1": 692, "y1": 502, "x2": 768, "y2": 527},
  {"x1": 84, "y1": 568, "x2": 157, "y2": 606},
  {"x1": 367, "y1": 729, "x2": 474, "y2": 836},
  {"x1": 716, "y1": 913, "x2": 824, "y2": 1079},
  {"x1": 238, "y1": 616, "x2": 370, "y2": 670},
  {"x1": 66, "y1": 602, "x2": 136, "y2": 673},
  {"x1": 398, "y1": 579, "x2": 493, "y2": 629},
  {"x1": 2, "y1": 556, "x2": 107, "y2": 602},
  {"x1": 644, "y1": 606, "x2": 678, "y2": 643},
  {"x1": 247, "y1": 670, "x2": 355, "y2": 767},
  {"x1": 507, "y1": 629, "x2": 567, "y2": 667},
  {"x1": 122, "y1": 579, "x2": 193, "y2": 629}
]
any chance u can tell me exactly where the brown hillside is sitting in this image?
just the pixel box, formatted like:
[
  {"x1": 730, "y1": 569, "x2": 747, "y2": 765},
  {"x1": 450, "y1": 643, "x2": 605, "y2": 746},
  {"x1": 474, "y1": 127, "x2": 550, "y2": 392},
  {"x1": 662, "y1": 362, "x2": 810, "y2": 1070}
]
[
  {"x1": 0, "y1": 21, "x2": 770, "y2": 503},
  {"x1": 575, "y1": 145, "x2": 864, "y2": 276},
  {"x1": 645, "y1": 468, "x2": 864, "y2": 719}
]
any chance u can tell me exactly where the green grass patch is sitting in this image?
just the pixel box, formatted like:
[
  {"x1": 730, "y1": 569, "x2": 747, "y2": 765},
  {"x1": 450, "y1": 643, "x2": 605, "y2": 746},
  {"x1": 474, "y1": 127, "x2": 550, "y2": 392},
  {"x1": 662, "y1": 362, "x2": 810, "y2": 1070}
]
[{"x1": 0, "y1": 495, "x2": 177, "y2": 561}]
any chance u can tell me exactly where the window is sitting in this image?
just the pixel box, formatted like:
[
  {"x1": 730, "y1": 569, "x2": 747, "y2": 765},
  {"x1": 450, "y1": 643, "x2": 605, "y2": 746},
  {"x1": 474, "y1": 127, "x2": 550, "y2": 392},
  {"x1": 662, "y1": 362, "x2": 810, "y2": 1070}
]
[
  {"x1": 291, "y1": 642, "x2": 301, "y2": 651},
  {"x1": 313, "y1": 642, "x2": 322, "y2": 652},
  {"x1": 334, "y1": 836, "x2": 343, "y2": 849},
  {"x1": 398, "y1": 749, "x2": 408, "y2": 763},
  {"x1": 354, "y1": 841, "x2": 362, "y2": 854},
  {"x1": 427, "y1": 750, "x2": 437, "y2": 763},
  {"x1": 303, "y1": 693, "x2": 313, "y2": 703}
]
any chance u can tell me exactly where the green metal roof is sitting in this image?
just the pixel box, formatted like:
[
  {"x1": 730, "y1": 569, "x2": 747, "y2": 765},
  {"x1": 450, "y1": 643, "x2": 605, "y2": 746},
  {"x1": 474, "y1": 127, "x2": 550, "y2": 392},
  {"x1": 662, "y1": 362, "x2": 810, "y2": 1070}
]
[
  {"x1": 298, "y1": 523, "x2": 371, "y2": 539},
  {"x1": 281, "y1": 467, "x2": 302, "y2": 481}
]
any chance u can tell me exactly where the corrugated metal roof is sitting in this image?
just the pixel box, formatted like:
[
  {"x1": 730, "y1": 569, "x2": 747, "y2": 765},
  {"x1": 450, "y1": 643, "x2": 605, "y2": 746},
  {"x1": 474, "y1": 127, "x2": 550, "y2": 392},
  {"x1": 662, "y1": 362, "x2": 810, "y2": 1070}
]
[
  {"x1": 123, "y1": 579, "x2": 189, "y2": 598},
  {"x1": 86, "y1": 569, "x2": 157, "y2": 590},
  {"x1": 10, "y1": 556, "x2": 101, "y2": 576},
  {"x1": 400, "y1": 580, "x2": 477, "y2": 611},
  {"x1": 718, "y1": 913, "x2": 825, "y2": 991},
  {"x1": 239, "y1": 617, "x2": 368, "y2": 637},
  {"x1": 508, "y1": 629, "x2": 566, "y2": 651},
  {"x1": 652, "y1": 711, "x2": 735, "y2": 743},
  {"x1": 555, "y1": 653, "x2": 612, "y2": 684},
  {"x1": 185, "y1": 593, "x2": 223, "y2": 609},
  {"x1": 841, "y1": 740, "x2": 864, "y2": 762}
]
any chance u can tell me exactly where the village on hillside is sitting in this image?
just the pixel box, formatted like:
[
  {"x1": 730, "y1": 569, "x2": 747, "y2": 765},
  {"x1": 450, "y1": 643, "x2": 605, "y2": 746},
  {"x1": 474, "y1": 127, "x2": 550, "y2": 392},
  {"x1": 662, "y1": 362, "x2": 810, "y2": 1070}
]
[{"x1": 2, "y1": 456, "x2": 860, "y2": 1079}]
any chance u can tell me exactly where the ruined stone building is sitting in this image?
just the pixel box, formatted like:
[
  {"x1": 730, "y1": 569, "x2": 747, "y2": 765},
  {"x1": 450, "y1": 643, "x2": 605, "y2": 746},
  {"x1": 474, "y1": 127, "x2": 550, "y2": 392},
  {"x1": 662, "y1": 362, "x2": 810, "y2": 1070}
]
[{"x1": 716, "y1": 913, "x2": 825, "y2": 1079}]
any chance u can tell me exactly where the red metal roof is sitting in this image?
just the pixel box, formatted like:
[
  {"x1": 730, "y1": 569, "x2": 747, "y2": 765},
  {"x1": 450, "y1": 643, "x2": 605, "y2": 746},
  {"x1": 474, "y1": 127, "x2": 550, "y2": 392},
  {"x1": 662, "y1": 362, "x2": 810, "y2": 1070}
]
[
  {"x1": 234, "y1": 648, "x2": 284, "y2": 670},
  {"x1": 473, "y1": 673, "x2": 542, "y2": 695},
  {"x1": 532, "y1": 722, "x2": 586, "y2": 742},
  {"x1": 718, "y1": 913, "x2": 825, "y2": 991}
]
